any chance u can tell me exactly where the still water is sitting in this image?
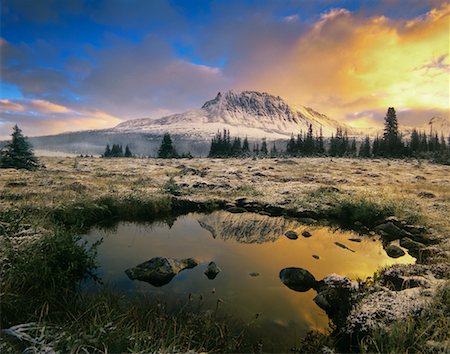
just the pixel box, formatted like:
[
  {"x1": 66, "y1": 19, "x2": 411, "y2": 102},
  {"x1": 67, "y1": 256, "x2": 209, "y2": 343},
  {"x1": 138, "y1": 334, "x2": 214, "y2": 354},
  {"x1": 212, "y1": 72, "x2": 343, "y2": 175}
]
[{"x1": 83, "y1": 211, "x2": 414, "y2": 350}]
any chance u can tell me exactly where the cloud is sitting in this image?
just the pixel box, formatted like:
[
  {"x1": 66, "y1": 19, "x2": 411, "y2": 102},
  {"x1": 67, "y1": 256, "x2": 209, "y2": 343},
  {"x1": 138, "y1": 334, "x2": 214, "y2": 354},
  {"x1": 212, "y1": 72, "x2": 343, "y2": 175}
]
[
  {"x1": 0, "y1": 99, "x2": 122, "y2": 139},
  {"x1": 0, "y1": 99, "x2": 26, "y2": 111},
  {"x1": 239, "y1": 3, "x2": 450, "y2": 128},
  {"x1": 1, "y1": 0, "x2": 449, "y2": 137},
  {"x1": 79, "y1": 34, "x2": 227, "y2": 118}
]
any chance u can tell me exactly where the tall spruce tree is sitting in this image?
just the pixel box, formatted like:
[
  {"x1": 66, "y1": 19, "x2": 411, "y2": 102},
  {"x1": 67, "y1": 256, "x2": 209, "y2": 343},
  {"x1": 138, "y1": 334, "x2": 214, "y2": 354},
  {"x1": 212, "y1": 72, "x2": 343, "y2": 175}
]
[
  {"x1": 382, "y1": 107, "x2": 403, "y2": 156},
  {"x1": 0, "y1": 125, "x2": 39, "y2": 170},
  {"x1": 158, "y1": 133, "x2": 178, "y2": 158}
]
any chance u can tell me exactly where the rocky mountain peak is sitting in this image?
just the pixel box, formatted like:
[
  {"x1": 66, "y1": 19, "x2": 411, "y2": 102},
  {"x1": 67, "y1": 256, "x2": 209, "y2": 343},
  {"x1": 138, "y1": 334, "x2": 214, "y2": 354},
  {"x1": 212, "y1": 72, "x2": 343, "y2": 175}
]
[{"x1": 201, "y1": 90, "x2": 296, "y2": 121}]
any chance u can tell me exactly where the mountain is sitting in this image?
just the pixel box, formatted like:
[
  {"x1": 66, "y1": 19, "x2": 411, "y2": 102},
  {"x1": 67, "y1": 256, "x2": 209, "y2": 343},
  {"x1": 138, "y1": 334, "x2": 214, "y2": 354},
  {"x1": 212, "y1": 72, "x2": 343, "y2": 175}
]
[
  {"x1": 113, "y1": 90, "x2": 354, "y2": 139},
  {"x1": 25, "y1": 90, "x2": 354, "y2": 156}
]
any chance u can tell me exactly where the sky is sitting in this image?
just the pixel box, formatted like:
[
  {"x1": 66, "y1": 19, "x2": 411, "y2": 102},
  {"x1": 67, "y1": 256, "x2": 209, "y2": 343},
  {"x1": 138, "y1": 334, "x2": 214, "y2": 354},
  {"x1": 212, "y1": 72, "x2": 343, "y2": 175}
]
[{"x1": 1, "y1": 0, "x2": 449, "y2": 139}]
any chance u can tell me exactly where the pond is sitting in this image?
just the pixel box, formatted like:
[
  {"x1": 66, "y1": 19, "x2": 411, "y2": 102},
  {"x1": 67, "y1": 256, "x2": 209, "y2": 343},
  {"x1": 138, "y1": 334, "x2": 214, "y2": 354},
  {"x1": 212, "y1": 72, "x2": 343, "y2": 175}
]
[{"x1": 83, "y1": 211, "x2": 415, "y2": 351}]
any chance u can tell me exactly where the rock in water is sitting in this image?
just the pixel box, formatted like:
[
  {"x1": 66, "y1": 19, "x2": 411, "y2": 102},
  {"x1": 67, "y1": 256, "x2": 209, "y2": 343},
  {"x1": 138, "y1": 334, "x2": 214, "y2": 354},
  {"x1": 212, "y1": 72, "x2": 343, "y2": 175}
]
[
  {"x1": 334, "y1": 242, "x2": 355, "y2": 253},
  {"x1": 301, "y1": 230, "x2": 312, "y2": 238},
  {"x1": 385, "y1": 244, "x2": 406, "y2": 258},
  {"x1": 313, "y1": 274, "x2": 359, "y2": 328},
  {"x1": 279, "y1": 267, "x2": 316, "y2": 292},
  {"x1": 204, "y1": 261, "x2": 221, "y2": 279},
  {"x1": 285, "y1": 230, "x2": 298, "y2": 240},
  {"x1": 125, "y1": 257, "x2": 198, "y2": 286}
]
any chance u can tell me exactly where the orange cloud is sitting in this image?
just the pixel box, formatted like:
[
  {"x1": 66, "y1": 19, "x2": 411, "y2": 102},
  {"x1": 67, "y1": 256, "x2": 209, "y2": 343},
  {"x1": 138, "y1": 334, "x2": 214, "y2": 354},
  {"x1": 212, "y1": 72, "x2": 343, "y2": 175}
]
[
  {"x1": 243, "y1": 4, "x2": 450, "y2": 129},
  {"x1": 0, "y1": 99, "x2": 26, "y2": 111},
  {"x1": 30, "y1": 99, "x2": 72, "y2": 113},
  {"x1": 1, "y1": 99, "x2": 122, "y2": 138}
]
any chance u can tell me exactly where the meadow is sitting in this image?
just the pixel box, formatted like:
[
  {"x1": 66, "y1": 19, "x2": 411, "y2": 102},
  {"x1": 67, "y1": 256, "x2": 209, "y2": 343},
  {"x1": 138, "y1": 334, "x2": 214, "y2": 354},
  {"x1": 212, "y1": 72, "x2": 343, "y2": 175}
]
[{"x1": 1, "y1": 156, "x2": 449, "y2": 353}]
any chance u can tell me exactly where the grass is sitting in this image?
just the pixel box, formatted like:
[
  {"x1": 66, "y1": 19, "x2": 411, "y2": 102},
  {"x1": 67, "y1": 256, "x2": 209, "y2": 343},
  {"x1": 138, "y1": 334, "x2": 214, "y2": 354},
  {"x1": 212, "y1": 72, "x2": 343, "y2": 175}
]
[
  {"x1": 1, "y1": 291, "x2": 250, "y2": 353},
  {"x1": 0, "y1": 156, "x2": 449, "y2": 352},
  {"x1": 359, "y1": 283, "x2": 450, "y2": 353}
]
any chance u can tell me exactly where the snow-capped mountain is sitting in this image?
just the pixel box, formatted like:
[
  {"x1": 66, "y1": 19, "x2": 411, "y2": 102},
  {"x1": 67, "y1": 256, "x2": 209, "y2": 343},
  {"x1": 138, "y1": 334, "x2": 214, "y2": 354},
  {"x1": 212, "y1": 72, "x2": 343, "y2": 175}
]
[
  {"x1": 26, "y1": 90, "x2": 357, "y2": 156},
  {"x1": 112, "y1": 90, "x2": 354, "y2": 139}
]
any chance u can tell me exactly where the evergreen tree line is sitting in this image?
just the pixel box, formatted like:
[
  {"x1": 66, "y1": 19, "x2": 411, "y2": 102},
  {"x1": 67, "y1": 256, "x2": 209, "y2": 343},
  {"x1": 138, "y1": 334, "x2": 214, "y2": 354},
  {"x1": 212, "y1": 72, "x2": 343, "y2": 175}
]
[
  {"x1": 208, "y1": 129, "x2": 277, "y2": 157},
  {"x1": 102, "y1": 144, "x2": 133, "y2": 158},
  {"x1": 206, "y1": 108, "x2": 450, "y2": 162},
  {"x1": 101, "y1": 133, "x2": 192, "y2": 159}
]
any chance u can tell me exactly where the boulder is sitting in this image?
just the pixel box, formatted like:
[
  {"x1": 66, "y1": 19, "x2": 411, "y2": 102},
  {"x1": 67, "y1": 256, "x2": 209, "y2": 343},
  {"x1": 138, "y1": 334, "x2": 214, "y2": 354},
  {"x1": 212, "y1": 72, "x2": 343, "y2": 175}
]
[
  {"x1": 279, "y1": 267, "x2": 316, "y2": 292},
  {"x1": 400, "y1": 237, "x2": 425, "y2": 258},
  {"x1": 285, "y1": 230, "x2": 298, "y2": 240},
  {"x1": 125, "y1": 257, "x2": 198, "y2": 286},
  {"x1": 313, "y1": 274, "x2": 359, "y2": 328},
  {"x1": 385, "y1": 244, "x2": 406, "y2": 258},
  {"x1": 264, "y1": 204, "x2": 285, "y2": 216},
  {"x1": 204, "y1": 261, "x2": 221, "y2": 279},
  {"x1": 374, "y1": 222, "x2": 411, "y2": 241}
]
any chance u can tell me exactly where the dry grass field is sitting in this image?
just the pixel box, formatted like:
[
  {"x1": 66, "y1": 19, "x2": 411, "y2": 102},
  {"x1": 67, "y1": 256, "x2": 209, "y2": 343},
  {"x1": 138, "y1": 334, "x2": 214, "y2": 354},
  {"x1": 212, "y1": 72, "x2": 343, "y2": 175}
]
[{"x1": 1, "y1": 156, "x2": 449, "y2": 352}]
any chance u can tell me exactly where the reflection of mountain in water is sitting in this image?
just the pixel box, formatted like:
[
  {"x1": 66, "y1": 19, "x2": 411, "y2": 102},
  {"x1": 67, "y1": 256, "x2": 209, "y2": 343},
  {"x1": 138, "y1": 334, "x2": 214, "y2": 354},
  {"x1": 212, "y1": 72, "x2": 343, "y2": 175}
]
[{"x1": 197, "y1": 211, "x2": 307, "y2": 243}]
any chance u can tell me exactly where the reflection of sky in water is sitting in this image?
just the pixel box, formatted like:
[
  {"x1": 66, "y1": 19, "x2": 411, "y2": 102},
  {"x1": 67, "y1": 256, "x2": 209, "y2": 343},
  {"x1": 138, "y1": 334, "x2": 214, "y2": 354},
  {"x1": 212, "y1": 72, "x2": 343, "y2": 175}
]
[{"x1": 83, "y1": 211, "x2": 414, "y2": 350}]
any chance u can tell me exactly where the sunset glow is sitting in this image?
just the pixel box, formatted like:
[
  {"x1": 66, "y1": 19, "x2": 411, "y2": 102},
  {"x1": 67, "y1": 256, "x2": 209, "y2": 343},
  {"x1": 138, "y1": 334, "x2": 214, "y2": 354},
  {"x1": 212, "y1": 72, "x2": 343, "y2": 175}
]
[{"x1": 1, "y1": 0, "x2": 449, "y2": 138}]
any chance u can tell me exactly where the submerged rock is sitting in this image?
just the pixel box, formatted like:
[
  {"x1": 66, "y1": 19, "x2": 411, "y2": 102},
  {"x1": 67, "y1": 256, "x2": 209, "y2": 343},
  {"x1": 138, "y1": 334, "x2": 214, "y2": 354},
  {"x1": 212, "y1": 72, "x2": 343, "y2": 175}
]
[
  {"x1": 385, "y1": 244, "x2": 406, "y2": 258},
  {"x1": 285, "y1": 230, "x2": 298, "y2": 240},
  {"x1": 204, "y1": 261, "x2": 221, "y2": 279},
  {"x1": 125, "y1": 257, "x2": 198, "y2": 287},
  {"x1": 334, "y1": 242, "x2": 355, "y2": 252},
  {"x1": 301, "y1": 230, "x2": 312, "y2": 238},
  {"x1": 312, "y1": 255, "x2": 320, "y2": 260},
  {"x1": 279, "y1": 267, "x2": 316, "y2": 292}
]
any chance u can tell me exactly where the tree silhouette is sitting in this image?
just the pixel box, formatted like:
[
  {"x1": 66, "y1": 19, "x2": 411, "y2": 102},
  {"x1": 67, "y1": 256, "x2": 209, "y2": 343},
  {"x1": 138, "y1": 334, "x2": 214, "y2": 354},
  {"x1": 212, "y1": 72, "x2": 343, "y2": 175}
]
[
  {"x1": 158, "y1": 133, "x2": 178, "y2": 158},
  {"x1": 382, "y1": 107, "x2": 403, "y2": 156},
  {"x1": 124, "y1": 145, "x2": 133, "y2": 157},
  {"x1": 0, "y1": 125, "x2": 40, "y2": 170}
]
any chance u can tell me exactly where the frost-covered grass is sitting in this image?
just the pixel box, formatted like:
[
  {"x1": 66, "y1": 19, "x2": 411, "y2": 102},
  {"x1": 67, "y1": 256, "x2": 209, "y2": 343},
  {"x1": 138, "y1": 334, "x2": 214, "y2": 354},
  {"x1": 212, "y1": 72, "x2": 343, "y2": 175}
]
[
  {"x1": 359, "y1": 283, "x2": 450, "y2": 354},
  {"x1": 0, "y1": 156, "x2": 449, "y2": 352}
]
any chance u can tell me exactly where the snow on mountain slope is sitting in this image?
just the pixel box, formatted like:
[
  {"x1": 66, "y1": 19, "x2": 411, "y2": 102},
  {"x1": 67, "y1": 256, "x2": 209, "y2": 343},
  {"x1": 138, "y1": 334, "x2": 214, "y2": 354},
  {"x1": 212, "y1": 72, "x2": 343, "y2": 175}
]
[{"x1": 113, "y1": 90, "x2": 354, "y2": 139}]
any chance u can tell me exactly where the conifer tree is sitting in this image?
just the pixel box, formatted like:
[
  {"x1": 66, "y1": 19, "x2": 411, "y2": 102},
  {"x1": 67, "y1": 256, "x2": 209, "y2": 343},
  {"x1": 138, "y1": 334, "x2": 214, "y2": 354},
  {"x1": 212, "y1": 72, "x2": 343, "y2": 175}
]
[
  {"x1": 382, "y1": 107, "x2": 403, "y2": 156},
  {"x1": 0, "y1": 125, "x2": 39, "y2": 170},
  {"x1": 270, "y1": 143, "x2": 278, "y2": 157},
  {"x1": 372, "y1": 135, "x2": 381, "y2": 156},
  {"x1": 317, "y1": 126, "x2": 325, "y2": 154},
  {"x1": 359, "y1": 136, "x2": 371, "y2": 158},
  {"x1": 260, "y1": 138, "x2": 268, "y2": 156},
  {"x1": 242, "y1": 137, "x2": 250, "y2": 153},
  {"x1": 124, "y1": 145, "x2": 132, "y2": 157},
  {"x1": 286, "y1": 134, "x2": 296, "y2": 155},
  {"x1": 158, "y1": 133, "x2": 178, "y2": 158},
  {"x1": 103, "y1": 144, "x2": 112, "y2": 157}
]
